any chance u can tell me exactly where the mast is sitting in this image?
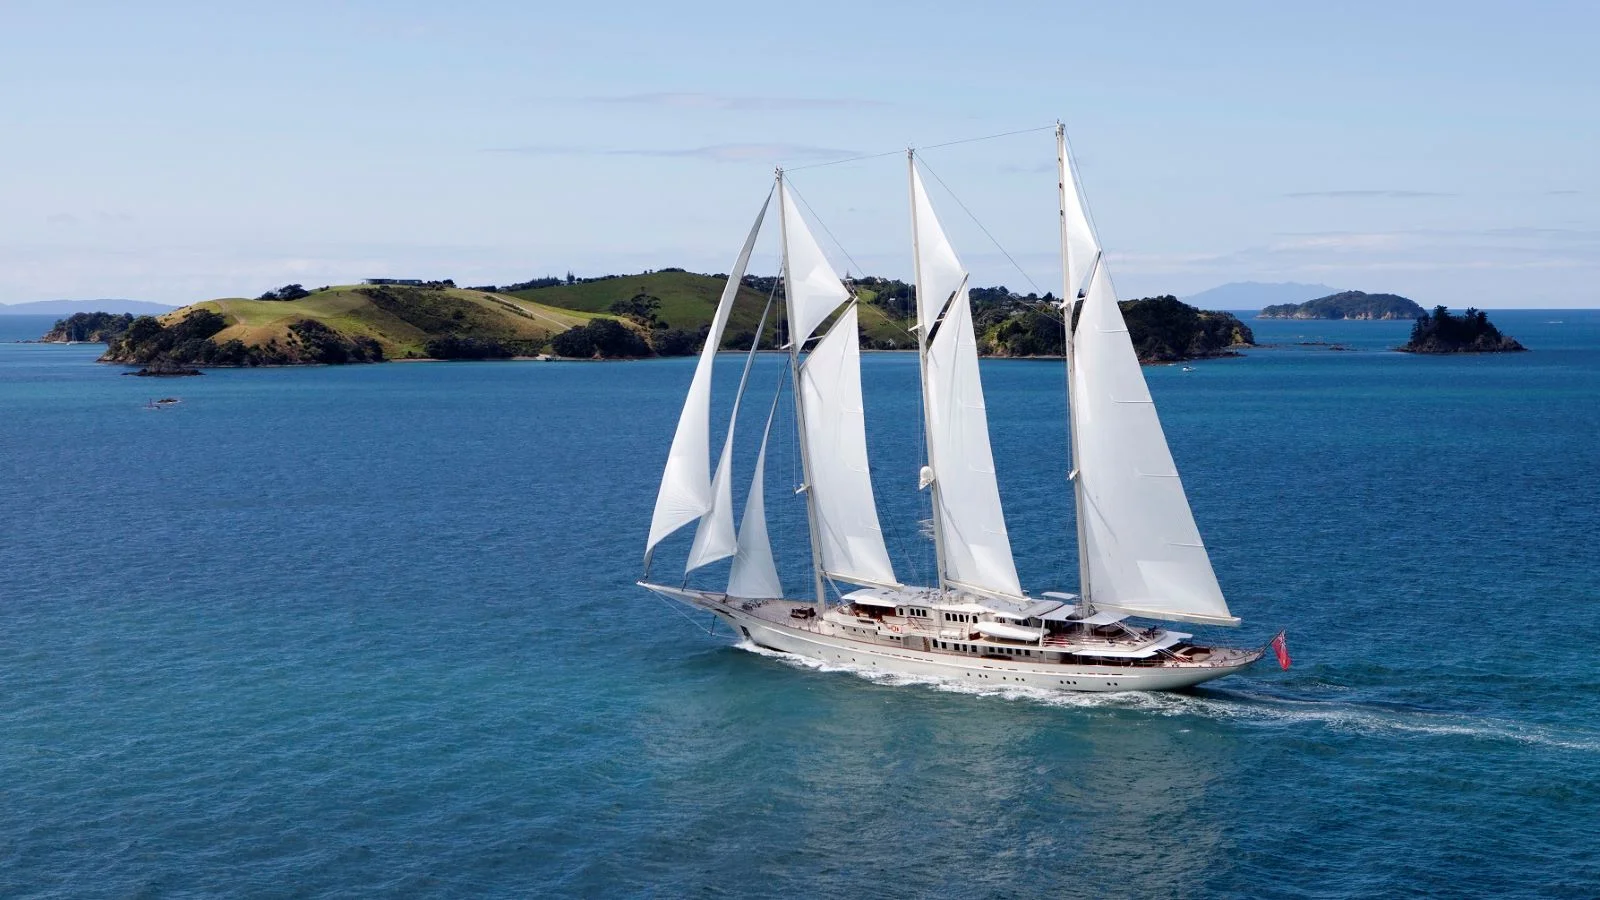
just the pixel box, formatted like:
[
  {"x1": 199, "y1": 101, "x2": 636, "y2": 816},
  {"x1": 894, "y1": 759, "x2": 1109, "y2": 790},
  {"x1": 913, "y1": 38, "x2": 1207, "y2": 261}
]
[
  {"x1": 908, "y1": 149, "x2": 950, "y2": 594},
  {"x1": 777, "y1": 169, "x2": 829, "y2": 610},
  {"x1": 1057, "y1": 122, "x2": 1092, "y2": 615}
]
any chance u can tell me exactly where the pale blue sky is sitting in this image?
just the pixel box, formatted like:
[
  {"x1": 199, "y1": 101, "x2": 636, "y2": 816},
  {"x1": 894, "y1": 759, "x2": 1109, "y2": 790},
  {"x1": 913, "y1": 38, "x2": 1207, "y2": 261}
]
[{"x1": 2, "y1": 0, "x2": 1595, "y2": 306}]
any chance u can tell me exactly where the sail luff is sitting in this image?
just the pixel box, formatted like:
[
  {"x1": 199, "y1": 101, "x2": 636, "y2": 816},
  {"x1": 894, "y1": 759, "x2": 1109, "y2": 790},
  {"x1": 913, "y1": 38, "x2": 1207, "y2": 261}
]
[
  {"x1": 908, "y1": 151, "x2": 950, "y2": 592},
  {"x1": 645, "y1": 192, "x2": 771, "y2": 559},
  {"x1": 1058, "y1": 123, "x2": 1093, "y2": 609},
  {"x1": 685, "y1": 295, "x2": 775, "y2": 573}
]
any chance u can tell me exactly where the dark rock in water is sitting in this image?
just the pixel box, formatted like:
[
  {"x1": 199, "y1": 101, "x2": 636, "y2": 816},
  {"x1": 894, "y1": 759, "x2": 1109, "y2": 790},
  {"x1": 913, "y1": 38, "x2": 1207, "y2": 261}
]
[
  {"x1": 1400, "y1": 306, "x2": 1527, "y2": 354},
  {"x1": 126, "y1": 362, "x2": 203, "y2": 376}
]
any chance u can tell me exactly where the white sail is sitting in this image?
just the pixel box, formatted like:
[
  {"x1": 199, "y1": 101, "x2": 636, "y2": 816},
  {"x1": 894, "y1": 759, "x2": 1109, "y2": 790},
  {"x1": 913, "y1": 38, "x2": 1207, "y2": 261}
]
[
  {"x1": 1070, "y1": 265, "x2": 1236, "y2": 626},
  {"x1": 644, "y1": 195, "x2": 769, "y2": 557},
  {"x1": 685, "y1": 422, "x2": 738, "y2": 572},
  {"x1": 686, "y1": 300, "x2": 776, "y2": 573},
  {"x1": 726, "y1": 401, "x2": 784, "y2": 599},
  {"x1": 913, "y1": 167, "x2": 1022, "y2": 600},
  {"x1": 910, "y1": 169, "x2": 965, "y2": 327},
  {"x1": 798, "y1": 303, "x2": 899, "y2": 588},
  {"x1": 925, "y1": 283, "x2": 1024, "y2": 600},
  {"x1": 778, "y1": 181, "x2": 851, "y2": 348},
  {"x1": 1059, "y1": 131, "x2": 1099, "y2": 299}
]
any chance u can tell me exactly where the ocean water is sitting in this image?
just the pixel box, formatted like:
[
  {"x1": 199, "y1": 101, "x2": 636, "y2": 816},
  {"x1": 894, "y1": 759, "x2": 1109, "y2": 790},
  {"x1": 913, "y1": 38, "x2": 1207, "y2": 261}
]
[{"x1": 2, "y1": 310, "x2": 1597, "y2": 897}]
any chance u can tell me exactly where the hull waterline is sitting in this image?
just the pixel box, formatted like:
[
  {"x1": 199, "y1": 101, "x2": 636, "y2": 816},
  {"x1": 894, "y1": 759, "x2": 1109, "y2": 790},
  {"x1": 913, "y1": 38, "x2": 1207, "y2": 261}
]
[{"x1": 641, "y1": 583, "x2": 1263, "y2": 694}]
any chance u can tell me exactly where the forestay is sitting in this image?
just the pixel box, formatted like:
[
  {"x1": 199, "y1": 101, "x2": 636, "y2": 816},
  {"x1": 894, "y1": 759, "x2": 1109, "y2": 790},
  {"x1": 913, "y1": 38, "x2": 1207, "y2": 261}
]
[
  {"x1": 914, "y1": 168, "x2": 1023, "y2": 601},
  {"x1": 644, "y1": 194, "x2": 770, "y2": 557},
  {"x1": 1069, "y1": 265, "x2": 1237, "y2": 626},
  {"x1": 798, "y1": 304, "x2": 900, "y2": 589}
]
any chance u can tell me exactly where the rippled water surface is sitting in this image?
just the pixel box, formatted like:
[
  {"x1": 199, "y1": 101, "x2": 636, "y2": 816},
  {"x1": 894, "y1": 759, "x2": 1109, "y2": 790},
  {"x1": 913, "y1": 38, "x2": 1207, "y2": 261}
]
[{"x1": 2, "y1": 311, "x2": 1597, "y2": 897}]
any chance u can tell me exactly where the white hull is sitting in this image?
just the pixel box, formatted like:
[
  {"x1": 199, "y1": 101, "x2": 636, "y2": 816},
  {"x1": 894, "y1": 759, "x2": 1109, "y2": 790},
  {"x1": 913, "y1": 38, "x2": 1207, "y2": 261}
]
[{"x1": 643, "y1": 584, "x2": 1263, "y2": 693}]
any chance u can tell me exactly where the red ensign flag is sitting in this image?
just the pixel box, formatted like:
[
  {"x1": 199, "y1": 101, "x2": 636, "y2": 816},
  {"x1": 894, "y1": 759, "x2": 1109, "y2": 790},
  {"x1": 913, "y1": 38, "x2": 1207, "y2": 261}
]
[{"x1": 1270, "y1": 632, "x2": 1291, "y2": 670}]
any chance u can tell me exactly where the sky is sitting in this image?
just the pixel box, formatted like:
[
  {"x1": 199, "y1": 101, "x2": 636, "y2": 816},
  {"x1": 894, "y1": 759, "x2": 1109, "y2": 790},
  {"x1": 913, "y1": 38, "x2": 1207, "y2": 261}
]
[{"x1": 1, "y1": 0, "x2": 1596, "y2": 307}]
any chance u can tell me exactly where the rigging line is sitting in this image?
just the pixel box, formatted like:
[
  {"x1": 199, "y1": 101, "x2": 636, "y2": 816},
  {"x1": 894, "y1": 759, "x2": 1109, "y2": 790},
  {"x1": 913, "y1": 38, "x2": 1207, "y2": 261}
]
[
  {"x1": 915, "y1": 156, "x2": 1044, "y2": 297},
  {"x1": 647, "y1": 589, "x2": 719, "y2": 635},
  {"x1": 784, "y1": 123, "x2": 1056, "y2": 172}
]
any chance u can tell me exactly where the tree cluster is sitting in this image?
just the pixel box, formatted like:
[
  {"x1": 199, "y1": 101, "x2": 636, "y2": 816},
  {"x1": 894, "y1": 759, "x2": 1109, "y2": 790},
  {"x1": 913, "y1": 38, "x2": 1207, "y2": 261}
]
[
  {"x1": 424, "y1": 335, "x2": 515, "y2": 360},
  {"x1": 257, "y1": 283, "x2": 311, "y2": 301},
  {"x1": 46, "y1": 312, "x2": 134, "y2": 342},
  {"x1": 1404, "y1": 306, "x2": 1526, "y2": 353},
  {"x1": 549, "y1": 318, "x2": 653, "y2": 359}
]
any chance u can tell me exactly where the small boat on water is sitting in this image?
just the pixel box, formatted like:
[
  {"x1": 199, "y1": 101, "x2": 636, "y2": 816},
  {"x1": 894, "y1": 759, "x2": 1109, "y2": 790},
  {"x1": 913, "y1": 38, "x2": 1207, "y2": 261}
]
[{"x1": 640, "y1": 124, "x2": 1282, "y2": 692}]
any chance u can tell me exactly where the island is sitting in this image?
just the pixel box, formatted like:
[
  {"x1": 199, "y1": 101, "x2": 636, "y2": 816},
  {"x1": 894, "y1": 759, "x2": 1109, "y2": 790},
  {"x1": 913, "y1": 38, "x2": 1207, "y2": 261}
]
[
  {"x1": 92, "y1": 273, "x2": 1254, "y2": 368},
  {"x1": 42, "y1": 312, "x2": 135, "y2": 343},
  {"x1": 1258, "y1": 290, "x2": 1425, "y2": 320},
  {"x1": 1400, "y1": 306, "x2": 1526, "y2": 353}
]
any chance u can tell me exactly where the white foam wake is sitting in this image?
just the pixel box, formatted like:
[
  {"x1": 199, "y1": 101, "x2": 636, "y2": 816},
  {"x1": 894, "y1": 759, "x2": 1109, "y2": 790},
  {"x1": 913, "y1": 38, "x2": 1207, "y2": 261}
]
[{"x1": 731, "y1": 641, "x2": 1600, "y2": 752}]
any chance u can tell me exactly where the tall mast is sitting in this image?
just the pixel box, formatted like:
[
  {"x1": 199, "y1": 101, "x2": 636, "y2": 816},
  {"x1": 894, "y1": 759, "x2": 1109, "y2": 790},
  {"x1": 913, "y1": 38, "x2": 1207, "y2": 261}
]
[
  {"x1": 1057, "y1": 122, "x2": 1092, "y2": 613},
  {"x1": 777, "y1": 169, "x2": 829, "y2": 610},
  {"x1": 908, "y1": 149, "x2": 950, "y2": 594}
]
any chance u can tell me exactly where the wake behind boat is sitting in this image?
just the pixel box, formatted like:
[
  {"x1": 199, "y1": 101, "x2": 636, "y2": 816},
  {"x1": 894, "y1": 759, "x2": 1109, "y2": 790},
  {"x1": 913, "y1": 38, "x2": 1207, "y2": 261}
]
[{"x1": 640, "y1": 124, "x2": 1279, "y2": 693}]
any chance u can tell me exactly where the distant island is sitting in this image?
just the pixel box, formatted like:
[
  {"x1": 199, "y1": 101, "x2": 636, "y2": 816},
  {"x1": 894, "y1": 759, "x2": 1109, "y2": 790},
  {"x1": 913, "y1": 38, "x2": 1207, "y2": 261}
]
[
  {"x1": 0, "y1": 298, "x2": 176, "y2": 316},
  {"x1": 1259, "y1": 290, "x2": 1425, "y2": 320},
  {"x1": 81, "y1": 272, "x2": 1252, "y2": 368},
  {"x1": 1185, "y1": 281, "x2": 1337, "y2": 311},
  {"x1": 1400, "y1": 306, "x2": 1526, "y2": 354}
]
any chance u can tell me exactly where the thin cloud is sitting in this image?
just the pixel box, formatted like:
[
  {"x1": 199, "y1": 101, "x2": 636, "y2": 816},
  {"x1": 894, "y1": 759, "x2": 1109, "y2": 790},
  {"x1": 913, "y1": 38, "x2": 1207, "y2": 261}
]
[
  {"x1": 1284, "y1": 190, "x2": 1455, "y2": 199},
  {"x1": 483, "y1": 143, "x2": 856, "y2": 163},
  {"x1": 1548, "y1": 189, "x2": 1582, "y2": 196},
  {"x1": 587, "y1": 92, "x2": 887, "y2": 111}
]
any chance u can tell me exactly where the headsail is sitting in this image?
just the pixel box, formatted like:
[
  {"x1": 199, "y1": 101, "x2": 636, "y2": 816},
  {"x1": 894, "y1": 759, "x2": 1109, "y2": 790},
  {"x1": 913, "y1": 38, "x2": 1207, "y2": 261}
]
[
  {"x1": 686, "y1": 299, "x2": 774, "y2": 573},
  {"x1": 644, "y1": 193, "x2": 770, "y2": 558},
  {"x1": 912, "y1": 166, "x2": 1023, "y2": 601},
  {"x1": 1069, "y1": 265, "x2": 1236, "y2": 626},
  {"x1": 798, "y1": 303, "x2": 900, "y2": 589},
  {"x1": 726, "y1": 398, "x2": 784, "y2": 599}
]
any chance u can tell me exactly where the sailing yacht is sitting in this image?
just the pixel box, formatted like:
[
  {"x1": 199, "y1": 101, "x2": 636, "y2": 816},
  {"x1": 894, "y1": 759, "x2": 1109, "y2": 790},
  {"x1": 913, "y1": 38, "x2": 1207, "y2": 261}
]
[{"x1": 639, "y1": 126, "x2": 1272, "y2": 692}]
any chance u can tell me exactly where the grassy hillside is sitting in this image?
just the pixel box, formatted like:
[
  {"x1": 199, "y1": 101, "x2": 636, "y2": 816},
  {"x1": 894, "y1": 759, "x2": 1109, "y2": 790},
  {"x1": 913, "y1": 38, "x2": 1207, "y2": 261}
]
[
  {"x1": 185, "y1": 286, "x2": 601, "y2": 359},
  {"x1": 516, "y1": 271, "x2": 912, "y2": 349},
  {"x1": 104, "y1": 284, "x2": 617, "y2": 366}
]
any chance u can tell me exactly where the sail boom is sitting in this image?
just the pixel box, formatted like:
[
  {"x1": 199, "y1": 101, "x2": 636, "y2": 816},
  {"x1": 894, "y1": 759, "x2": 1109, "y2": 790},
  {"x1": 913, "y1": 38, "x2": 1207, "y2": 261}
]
[{"x1": 1101, "y1": 605, "x2": 1241, "y2": 628}]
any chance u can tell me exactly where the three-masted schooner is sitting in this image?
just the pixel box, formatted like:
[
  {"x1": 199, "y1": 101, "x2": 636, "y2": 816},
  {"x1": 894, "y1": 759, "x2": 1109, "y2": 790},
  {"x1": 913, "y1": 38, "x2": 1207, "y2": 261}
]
[{"x1": 639, "y1": 126, "x2": 1270, "y2": 692}]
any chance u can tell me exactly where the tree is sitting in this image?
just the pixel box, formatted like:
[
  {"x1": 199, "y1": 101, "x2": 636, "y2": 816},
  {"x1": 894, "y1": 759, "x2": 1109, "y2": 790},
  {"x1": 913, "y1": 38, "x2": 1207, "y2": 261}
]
[{"x1": 258, "y1": 283, "x2": 310, "y2": 301}]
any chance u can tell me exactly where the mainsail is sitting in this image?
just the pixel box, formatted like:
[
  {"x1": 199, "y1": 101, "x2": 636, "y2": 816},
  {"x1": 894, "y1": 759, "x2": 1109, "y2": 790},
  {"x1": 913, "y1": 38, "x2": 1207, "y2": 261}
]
[
  {"x1": 1067, "y1": 241, "x2": 1236, "y2": 626},
  {"x1": 644, "y1": 194, "x2": 769, "y2": 558},
  {"x1": 911, "y1": 165, "x2": 1023, "y2": 601},
  {"x1": 797, "y1": 303, "x2": 899, "y2": 588}
]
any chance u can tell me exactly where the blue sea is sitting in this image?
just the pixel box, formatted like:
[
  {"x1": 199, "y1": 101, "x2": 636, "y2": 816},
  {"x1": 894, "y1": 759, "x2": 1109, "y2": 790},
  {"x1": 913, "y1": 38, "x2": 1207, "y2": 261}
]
[{"x1": 2, "y1": 310, "x2": 1597, "y2": 898}]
